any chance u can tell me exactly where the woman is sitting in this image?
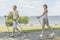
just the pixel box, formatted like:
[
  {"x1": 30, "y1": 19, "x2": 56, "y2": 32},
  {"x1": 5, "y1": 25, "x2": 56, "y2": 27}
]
[{"x1": 38, "y1": 4, "x2": 55, "y2": 38}]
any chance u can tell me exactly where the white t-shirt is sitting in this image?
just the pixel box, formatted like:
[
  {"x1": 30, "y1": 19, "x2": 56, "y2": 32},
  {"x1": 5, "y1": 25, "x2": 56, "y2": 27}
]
[
  {"x1": 12, "y1": 10, "x2": 19, "y2": 19},
  {"x1": 12, "y1": 10, "x2": 19, "y2": 28},
  {"x1": 42, "y1": 11, "x2": 48, "y2": 19}
]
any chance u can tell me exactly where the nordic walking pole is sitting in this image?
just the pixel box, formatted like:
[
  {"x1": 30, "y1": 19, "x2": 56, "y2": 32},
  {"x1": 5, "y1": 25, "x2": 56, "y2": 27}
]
[
  {"x1": 36, "y1": 16, "x2": 41, "y2": 24},
  {"x1": 18, "y1": 23, "x2": 29, "y2": 38},
  {"x1": 4, "y1": 16, "x2": 10, "y2": 36}
]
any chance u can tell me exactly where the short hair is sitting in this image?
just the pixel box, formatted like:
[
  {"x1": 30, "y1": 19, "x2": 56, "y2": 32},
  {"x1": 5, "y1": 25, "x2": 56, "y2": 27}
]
[
  {"x1": 13, "y1": 5, "x2": 17, "y2": 8},
  {"x1": 43, "y1": 4, "x2": 48, "y2": 8}
]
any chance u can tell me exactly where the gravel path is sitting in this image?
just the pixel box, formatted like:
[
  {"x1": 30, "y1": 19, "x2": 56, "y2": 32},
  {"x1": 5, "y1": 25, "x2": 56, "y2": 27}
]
[{"x1": 0, "y1": 29, "x2": 60, "y2": 40}]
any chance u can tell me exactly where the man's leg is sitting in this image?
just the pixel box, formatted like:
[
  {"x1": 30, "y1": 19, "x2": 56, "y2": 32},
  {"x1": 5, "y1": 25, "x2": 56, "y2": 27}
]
[
  {"x1": 16, "y1": 21, "x2": 22, "y2": 35},
  {"x1": 16, "y1": 28, "x2": 20, "y2": 32},
  {"x1": 15, "y1": 28, "x2": 22, "y2": 36},
  {"x1": 10, "y1": 20, "x2": 17, "y2": 37},
  {"x1": 10, "y1": 28, "x2": 15, "y2": 37}
]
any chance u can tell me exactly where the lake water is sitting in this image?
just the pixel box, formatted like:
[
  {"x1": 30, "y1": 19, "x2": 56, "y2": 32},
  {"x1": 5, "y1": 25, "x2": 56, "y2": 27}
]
[{"x1": 0, "y1": 16, "x2": 60, "y2": 26}]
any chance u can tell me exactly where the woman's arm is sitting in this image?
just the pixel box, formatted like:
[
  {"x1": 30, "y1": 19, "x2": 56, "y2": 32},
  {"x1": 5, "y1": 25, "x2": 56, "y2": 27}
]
[
  {"x1": 37, "y1": 9, "x2": 48, "y2": 19},
  {"x1": 40, "y1": 9, "x2": 48, "y2": 17}
]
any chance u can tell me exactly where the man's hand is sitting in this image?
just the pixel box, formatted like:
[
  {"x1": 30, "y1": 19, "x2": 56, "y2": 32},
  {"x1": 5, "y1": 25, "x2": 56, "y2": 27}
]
[{"x1": 13, "y1": 19, "x2": 16, "y2": 21}]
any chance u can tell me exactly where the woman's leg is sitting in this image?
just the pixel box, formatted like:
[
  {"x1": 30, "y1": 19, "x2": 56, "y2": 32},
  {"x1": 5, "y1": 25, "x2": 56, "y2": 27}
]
[
  {"x1": 45, "y1": 18, "x2": 53, "y2": 32},
  {"x1": 45, "y1": 18, "x2": 55, "y2": 37},
  {"x1": 39, "y1": 18, "x2": 45, "y2": 37}
]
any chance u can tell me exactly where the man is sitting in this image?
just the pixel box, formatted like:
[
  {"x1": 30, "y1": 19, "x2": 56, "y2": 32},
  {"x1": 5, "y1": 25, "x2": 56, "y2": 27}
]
[
  {"x1": 10, "y1": 5, "x2": 22, "y2": 37},
  {"x1": 38, "y1": 4, "x2": 55, "y2": 38}
]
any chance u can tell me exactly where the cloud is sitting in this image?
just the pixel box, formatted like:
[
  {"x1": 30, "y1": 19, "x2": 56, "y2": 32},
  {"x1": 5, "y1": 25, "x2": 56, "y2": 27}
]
[
  {"x1": 48, "y1": 0, "x2": 60, "y2": 16},
  {"x1": 0, "y1": 0, "x2": 21, "y2": 16},
  {"x1": 20, "y1": 0, "x2": 43, "y2": 16},
  {"x1": 0, "y1": 0, "x2": 60, "y2": 16}
]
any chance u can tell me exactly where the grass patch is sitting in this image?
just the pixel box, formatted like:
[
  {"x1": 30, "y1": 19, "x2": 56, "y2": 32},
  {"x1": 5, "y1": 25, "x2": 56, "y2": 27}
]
[{"x1": 0, "y1": 25, "x2": 60, "y2": 33}]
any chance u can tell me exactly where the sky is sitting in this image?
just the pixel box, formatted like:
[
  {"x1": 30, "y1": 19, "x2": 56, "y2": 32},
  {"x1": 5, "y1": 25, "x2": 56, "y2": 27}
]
[{"x1": 0, "y1": 0, "x2": 60, "y2": 16}]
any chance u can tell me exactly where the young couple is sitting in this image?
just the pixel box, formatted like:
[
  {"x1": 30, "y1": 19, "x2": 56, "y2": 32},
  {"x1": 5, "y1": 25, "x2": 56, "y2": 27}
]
[{"x1": 9, "y1": 4, "x2": 55, "y2": 37}]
